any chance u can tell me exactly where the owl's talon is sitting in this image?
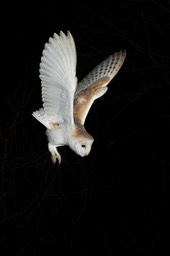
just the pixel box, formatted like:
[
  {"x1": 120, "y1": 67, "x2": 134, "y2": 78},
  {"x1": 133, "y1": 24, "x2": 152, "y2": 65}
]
[
  {"x1": 48, "y1": 143, "x2": 61, "y2": 165},
  {"x1": 51, "y1": 153, "x2": 61, "y2": 165}
]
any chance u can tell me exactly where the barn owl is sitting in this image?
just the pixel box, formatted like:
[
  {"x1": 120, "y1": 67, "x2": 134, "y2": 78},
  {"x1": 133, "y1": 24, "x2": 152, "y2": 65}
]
[{"x1": 32, "y1": 31, "x2": 126, "y2": 165}]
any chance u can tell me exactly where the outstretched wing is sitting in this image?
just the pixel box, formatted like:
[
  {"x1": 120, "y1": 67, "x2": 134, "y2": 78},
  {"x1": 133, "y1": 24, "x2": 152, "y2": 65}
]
[
  {"x1": 33, "y1": 31, "x2": 77, "y2": 128},
  {"x1": 74, "y1": 50, "x2": 126, "y2": 125}
]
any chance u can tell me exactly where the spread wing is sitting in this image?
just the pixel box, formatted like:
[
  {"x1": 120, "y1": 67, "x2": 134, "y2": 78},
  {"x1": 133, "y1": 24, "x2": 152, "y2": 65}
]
[
  {"x1": 74, "y1": 50, "x2": 126, "y2": 125},
  {"x1": 33, "y1": 31, "x2": 77, "y2": 128}
]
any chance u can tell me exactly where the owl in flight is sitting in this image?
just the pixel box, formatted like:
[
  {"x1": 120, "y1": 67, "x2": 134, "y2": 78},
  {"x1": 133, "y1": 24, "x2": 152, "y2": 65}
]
[{"x1": 32, "y1": 31, "x2": 126, "y2": 165}]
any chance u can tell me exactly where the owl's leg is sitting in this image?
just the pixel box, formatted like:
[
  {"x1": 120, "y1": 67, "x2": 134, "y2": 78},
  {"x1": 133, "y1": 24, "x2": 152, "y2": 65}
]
[{"x1": 48, "y1": 143, "x2": 61, "y2": 165}]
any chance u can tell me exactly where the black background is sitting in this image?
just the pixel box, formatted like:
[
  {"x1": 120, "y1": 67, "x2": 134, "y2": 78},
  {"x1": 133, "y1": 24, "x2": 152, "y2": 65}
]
[{"x1": 1, "y1": 0, "x2": 170, "y2": 255}]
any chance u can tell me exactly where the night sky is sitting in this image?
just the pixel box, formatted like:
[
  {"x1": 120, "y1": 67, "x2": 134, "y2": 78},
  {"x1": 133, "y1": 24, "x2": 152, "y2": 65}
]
[{"x1": 1, "y1": 1, "x2": 170, "y2": 255}]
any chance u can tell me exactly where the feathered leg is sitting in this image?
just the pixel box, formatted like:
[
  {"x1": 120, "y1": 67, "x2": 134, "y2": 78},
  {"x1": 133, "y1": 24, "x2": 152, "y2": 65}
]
[{"x1": 48, "y1": 143, "x2": 61, "y2": 165}]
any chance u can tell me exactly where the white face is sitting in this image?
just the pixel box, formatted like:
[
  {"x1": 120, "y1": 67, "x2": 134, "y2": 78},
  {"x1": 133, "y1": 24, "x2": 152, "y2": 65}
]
[{"x1": 75, "y1": 139, "x2": 94, "y2": 157}]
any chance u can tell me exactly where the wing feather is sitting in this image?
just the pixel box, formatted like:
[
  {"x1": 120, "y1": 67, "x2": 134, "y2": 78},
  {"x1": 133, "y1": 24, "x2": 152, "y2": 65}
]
[
  {"x1": 39, "y1": 31, "x2": 77, "y2": 126},
  {"x1": 74, "y1": 50, "x2": 126, "y2": 124}
]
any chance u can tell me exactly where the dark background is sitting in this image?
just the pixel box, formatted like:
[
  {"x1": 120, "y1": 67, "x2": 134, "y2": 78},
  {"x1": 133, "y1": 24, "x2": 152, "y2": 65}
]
[{"x1": 0, "y1": 0, "x2": 170, "y2": 255}]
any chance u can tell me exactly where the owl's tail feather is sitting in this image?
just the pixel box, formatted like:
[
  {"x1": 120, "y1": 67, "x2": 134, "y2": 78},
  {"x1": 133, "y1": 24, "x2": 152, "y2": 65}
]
[{"x1": 32, "y1": 108, "x2": 51, "y2": 129}]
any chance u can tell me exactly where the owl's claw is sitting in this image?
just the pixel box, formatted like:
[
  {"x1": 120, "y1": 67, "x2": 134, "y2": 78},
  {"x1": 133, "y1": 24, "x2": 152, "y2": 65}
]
[
  {"x1": 48, "y1": 143, "x2": 61, "y2": 165},
  {"x1": 51, "y1": 153, "x2": 61, "y2": 165}
]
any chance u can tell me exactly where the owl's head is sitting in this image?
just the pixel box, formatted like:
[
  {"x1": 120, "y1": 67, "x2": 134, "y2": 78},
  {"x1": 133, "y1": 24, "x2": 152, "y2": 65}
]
[
  {"x1": 75, "y1": 138, "x2": 94, "y2": 157},
  {"x1": 70, "y1": 122, "x2": 94, "y2": 157}
]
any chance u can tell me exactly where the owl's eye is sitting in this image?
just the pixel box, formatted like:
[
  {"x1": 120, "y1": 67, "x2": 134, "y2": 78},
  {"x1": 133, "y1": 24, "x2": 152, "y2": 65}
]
[{"x1": 81, "y1": 144, "x2": 86, "y2": 148}]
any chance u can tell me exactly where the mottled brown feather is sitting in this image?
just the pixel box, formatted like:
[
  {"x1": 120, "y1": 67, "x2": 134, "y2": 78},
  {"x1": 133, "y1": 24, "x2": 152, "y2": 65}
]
[
  {"x1": 71, "y1": 120, "x2": 94, "y2": 141},
  {"x1": 74, "y1": 77, "x2": 110, "y2": 124}
]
